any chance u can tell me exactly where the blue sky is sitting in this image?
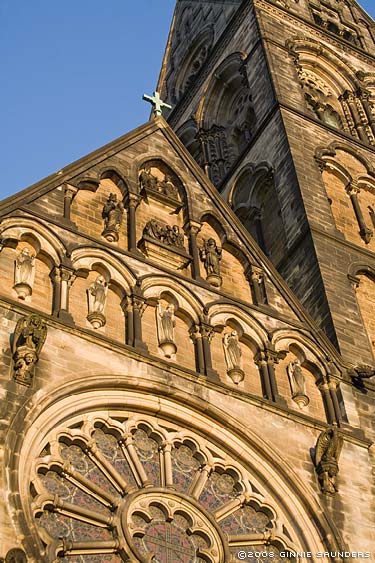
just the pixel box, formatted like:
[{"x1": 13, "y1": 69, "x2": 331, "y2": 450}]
[{"x1": 1, "y1": 0, "x2": 374, "y2": 199}]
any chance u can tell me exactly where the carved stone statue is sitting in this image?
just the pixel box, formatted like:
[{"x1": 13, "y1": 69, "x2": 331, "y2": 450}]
[
  {"x1": 287, "y1": 359, "x2": 309, "y2": 408},
  {"x1": 87, "y1": 275, "x2": 108, "y2": 329},
  {"x1": 223, "y1": 330, "x2": 244, "y2": 384},
  {"x1": 156, "y1": 302, "x2": 176, "y2": 358},
  {"x1": 199, "y1": 238, "x2": 222, "y2": 287},
  {"x1": 102, "y1": 193, "x2": 124, "y2": 242},
  {"x1": 12, "y1": 314, "x2": 47, "y2": 386},
  {"x1": 139, "y1": 167, "x2": 158, "y2": 191},
  {"x1": 13, "y1": 248, "x2": 35, "y2": 299},
  {"x1": 314, "y1": 425, "x2": 343, "y2": 495}
]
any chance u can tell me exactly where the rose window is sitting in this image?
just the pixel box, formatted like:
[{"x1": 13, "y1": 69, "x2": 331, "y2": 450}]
[{"x1": 30, "y1": 415, "x2": 297, "y2": 562}]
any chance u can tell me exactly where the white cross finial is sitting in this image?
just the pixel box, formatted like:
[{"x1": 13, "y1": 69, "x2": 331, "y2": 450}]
[{"x1": 142, "y1": 91, "x2": 172, "y2": 117}]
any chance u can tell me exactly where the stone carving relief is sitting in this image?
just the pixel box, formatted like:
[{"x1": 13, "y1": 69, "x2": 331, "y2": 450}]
[
  {"x1": 86, "y1": 275, "x2": 108, "y2": 329},
  {"x1": 139, "y1": 167, "x2": 180, "y2": 202},
  {"x1": 12, "y1": 314, "x2": 47, "y2": 386},
  {"x1": 101, "y1": 193, "x2": 124, "y2": 242},
  {"x1": 314, "y1": 425, "x2": 343, "y2": 495},
  {"x1": 143, "y1": 219, "x2": 185, "y2": 249},
  {"x1": 156, "y1": 301, "x2": 177, "y2": 358},
  {"x1": 199, "y1": 238, "x2": 222, "y2": 287},
  {"x1": 139, "y1": 218, "x2": 191, "y2": 270},
  {"x1": 13, "y1": 247, "x2": 35, "y2": 299},
  {"x1": 287, "y1": 359, "x2": 309, "y2": 408},
  {"x1": 223, "y1": 330, "x2": 244, "y2": 384}
]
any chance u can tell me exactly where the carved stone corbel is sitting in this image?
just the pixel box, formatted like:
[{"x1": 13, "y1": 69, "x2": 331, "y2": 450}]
[
  {"x1": 314, "y1": 425, "x2": 343, "y2": 495},
  {"x1": 12, "y1": 314, "x2": 47, "y2": 386}
]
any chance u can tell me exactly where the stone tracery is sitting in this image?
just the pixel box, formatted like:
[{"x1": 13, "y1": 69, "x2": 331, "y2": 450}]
[{"x1": 31, "y1": 414, "x2": 296, "y2": 562}]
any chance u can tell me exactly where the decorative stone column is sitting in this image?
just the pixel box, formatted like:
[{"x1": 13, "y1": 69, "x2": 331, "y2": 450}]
[
  {"x1": 319, "y1": 378, "x2": 336, "y2": 425},
  {"x1": 131, "y1": 287, "x2": 148, "y2": 352},
  {"x1": 51, "y1": 265, "x2": 75, "y2": 325},
  {"x1": 256, "y1": 351, "x2": 273, "y2": 400},
  {"x1": 346, "y1": 182, "x2": 373, "y2": 244},
  {"x1": 255, "y1": 348, "x2": 286, "y2": 405},
  {"x1": 189, "y1": 325, "x2": 205, "y2": 376},
  {"x1": 63, "y1": 183, "x2": 78, "y2": 225},
  {"x1": 126, "y1": 193, "x2": 141, "y2": 253},
  {"x1": 245, "y1": 264, "x2": 267, "y2": 306},
  {"x1": 357, "y1": 88, "x2": 375, "y2": 138},
  {"x1": 121, "y1": 296, "x2": 133, "y2": 347},
  {"x1": 199, "y1": 321, "x2": 219, "y2": 381},
  {"x1": 184, "y1": 220, "x2": 204, "y2": 281},
  {"x1": 341, "y1": 91, "x2": 368, "y2": 143}
]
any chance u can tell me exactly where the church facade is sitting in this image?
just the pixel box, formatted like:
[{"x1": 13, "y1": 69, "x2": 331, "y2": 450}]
[{"x1": 0, "y1": 1, "x2": 374, "y2": 562}]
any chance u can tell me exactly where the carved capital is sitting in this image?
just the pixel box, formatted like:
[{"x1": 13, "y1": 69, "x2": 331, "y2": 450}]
[
  {"x1": 132, "y1": 295, "x2": 147, "y2": 316},
  {"x1": 126, "y1": 192, "x2": 141, "y2": 209},
  {"x1": 345, "y1": 181, "x2": 360, "y2": 197},
  {"x1": 63, "y1": 183, "x2": 78, "y2": 200},
  {"x1": 245, "y1": 264, "x2": 263, "y2": 283},
  {"x1": 200, "y1": 323, "x2": 215, "y2": 342},
  {"x1": 184, "y1": 220, "x2": 202, "y2": 237}
]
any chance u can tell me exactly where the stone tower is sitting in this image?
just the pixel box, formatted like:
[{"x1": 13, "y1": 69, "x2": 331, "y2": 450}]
[
  {"x1": 158, "y1": 0, "x2": 375, "y2": 366},
  {"x1": 0, "y1": 2, "x2": 374, "y2": 562}
]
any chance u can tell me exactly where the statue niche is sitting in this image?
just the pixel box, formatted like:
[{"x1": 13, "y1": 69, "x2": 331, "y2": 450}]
[
  {"x1": 139, "y1": 165, "x2": 181, "y2": 208},
  {"x1": 12, "y1": 313, "x2": 47, "y2": 386},
  {"x1": 13, "y1": 247, "x2": 35, "y2": 299},
  {"x1": 314, "y1": 425, "x2": 343, "y2": 495},
  {"x1": 287, "y1": 359, "x2": 309, "y2": 408},
  {"x1": 223, "y1": 330, "x2": 244, "y2": 384},
  {"x1": 199, "y1": 238, "x2": 222, "y2": 287},
  {"x1": 101, "y1": 193, "x2": 124, "y2": 242},
  {"x1": 86, "y1": 275, "x2": 108, "y2": 329},
  {"x1": 156, "y1": 301, "x2": 177, "y2": 358}
]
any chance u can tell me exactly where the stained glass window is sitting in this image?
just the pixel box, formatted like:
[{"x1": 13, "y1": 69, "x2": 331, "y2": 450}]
[{"x1": 30, "y1": 413, "x2": 300, "y2": 561}]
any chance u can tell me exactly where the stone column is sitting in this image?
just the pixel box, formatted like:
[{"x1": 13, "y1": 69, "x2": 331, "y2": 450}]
[
  {"x1": 328, "y1": 380, "x2": 342, "y2": 424},
  {"x1": 265, "y1": 348, "x2": 287, "y2": 406},
  {"x1": 185, "y1": 220, "x2": 203, "y2": 281},
  {"x1": 246, "y1": 265, "x2": 267, "y2": 306},
  {"x1": 319, "y1": 379, "x2": 336, "y2": 424},
  {"x1": 131, "y1": 288, "x2": 148, "y2": 352},
  {"x1": 120, "y1": 296, "x2": 130, "y2": 346},
  {"x1": 126, "y1": 193, "x2": 141, "y2": 253},
  {"x1": 51, "y1": 266, "x2": 75, "y2": 325},
  {"x1": 341, "y1": 91, "x2": 368, "y2": 143},
  {"x1": 200, "y1": 322, "x2": 219, "y2": 381},
  {"x1": 255, "y1": 351, "x2": 273, "y2": 401},
  {"x1": 346, "y1": 182, "x2": 373, "y2": 244},
  {"x1": 189, "y1": 325, "x2": 205, "y2": 375},
  {"x1": 63, "y1": 184, "x2": 78, "y2": 224},
  {"x1": 357, "y1": 88, "x2": 375, "y2": 137}
]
